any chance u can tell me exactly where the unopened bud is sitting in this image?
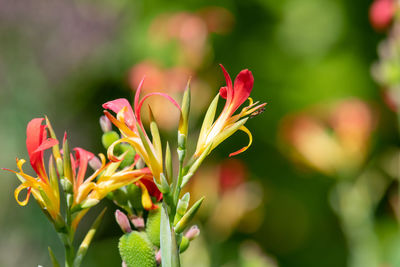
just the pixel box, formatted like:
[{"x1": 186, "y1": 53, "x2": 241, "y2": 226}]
[
  {"x1": 101, "y1": 131, "x2": 120, "y2": 150},
  {"x1": 179, "y1": 236, "x2": 190, "y2": 253},
  {"x1": 89, "y1": 156, "x2": 102, "y2": 170},
  {"x1": 185, "y1": 225, "x2": 200, "y2": 241},
  {"x1": 100, "y1": 115, "x2": 112, "y2": 132},
  {"x1": 80, "y1": 198, "x2": 100, "y2": 209},
  {"x1": 130, "y1": 215, "x2": 145, "y2": 230},
  {"x1": 115, "y1": 210, "x2": 132, "y2": 233},
  {"x1": 155, "y1": 250, "x2": 161, "y2": 265}
]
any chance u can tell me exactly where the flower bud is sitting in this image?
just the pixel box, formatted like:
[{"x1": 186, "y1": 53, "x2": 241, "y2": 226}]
[
  {"x1": 100, "y1": 115, "x2": 112, "y2": 133},
  {"x1": 115, "y1": 210, "x2": 132, "y2": 233},
  {"x1": 174, "y1": 192, "x2": 190, "y2": 225},
  {"x1": 130, "y1": 215, "x2": 145, "y2": 230},
  {"x1": 89, "y1": 156, "x2": 102, "y2": 170},
  {"x1": 185, "y1": 225, "x2": 200, "y2": 241},
  {"x1": 80, "y1": 198, "x2": 100, "y2": 209},
  {"x1": 179, "y1": 236, "x2": 190, "y2": 253},
  {"x1": 102, "y1": 131, "x2": 120, "y2": 150}
]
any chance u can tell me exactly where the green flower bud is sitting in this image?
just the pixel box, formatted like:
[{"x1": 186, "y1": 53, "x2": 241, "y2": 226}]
[
  {"x1": 118, "y1": 144, "x2": 136, "y2": 169},
  {"x1": 146, "y1": 207, "x2": 161, "y2": 247},
  {"x1": 179, "y1": 236, "x2": 190, "y2": 253},
  {"x1": 174, "y1": 193, "x2": 190, "y2": 225},
  {"x1": 119, "y1": 231, "x2": 156, "y2": 267},
  {"x1": 101, "y1": 131, "x2": 120, "y2": 150}
]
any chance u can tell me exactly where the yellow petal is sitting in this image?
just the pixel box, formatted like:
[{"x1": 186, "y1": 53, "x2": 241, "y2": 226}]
[
  {"x1": 14, "y1": 182, "x2": 32, "y2": 206},
  {"x1": 229, "y1": 126, "x2": 253, "y2": 157}
]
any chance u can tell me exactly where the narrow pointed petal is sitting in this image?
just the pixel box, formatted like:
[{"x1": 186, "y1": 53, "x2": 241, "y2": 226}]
[
  {"x1": 219, "y1": 64, "x2": 233, "y2": 101},
  {"x1": 228, "y1": 126, "x2": 253, "y2": 157}
]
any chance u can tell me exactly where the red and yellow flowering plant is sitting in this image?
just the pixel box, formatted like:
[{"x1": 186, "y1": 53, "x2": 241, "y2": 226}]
[
  {"x1": 4, "y1": 118, "x2": 62, "y2": 224},
  {"x1": 194, "y1": 65, "x2": 266, "y2": 158},
  {"x1": 4, "y1": 64, "x2": 265, "y2": 267},
  {"x1": 103, "y1": 78, "x2": 181, "y2": 182}
]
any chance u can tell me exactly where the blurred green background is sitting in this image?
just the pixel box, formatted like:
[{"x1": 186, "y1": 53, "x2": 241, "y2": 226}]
[{"x1": 0, "y1": 0, "x2": 398, "y2": 266}]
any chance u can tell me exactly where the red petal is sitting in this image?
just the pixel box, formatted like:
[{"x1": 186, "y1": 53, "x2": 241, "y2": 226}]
[
  {"x1": 26, "y1": 118, "x2": 49, "y2": 181},
  {"x1": 103, "y1": 99, "x2": 136, "y2": 130},
  {"x1": 136, "y1": 92, "x2": 181, "y2": 125},
  {"x1": 232, "y1": 69, "x2": 254, "y2": 111},
  {"x1": 73, "y1": 147, "x2": 94, "y2": 187},
  {"x1": 134, "y1": 77, "x2": 146, "y2": 120},
  {"x1": 219, "y1": 64, "x2": 233, "y2": 102},
  {"x1": 219, "y1": 86, "x2": 228, "y2": 99},
  {"x1": 141, "y1": 178, "x2": 163, "y2": 201},
  {"x1": 34, "y1": 138, "x2": 58, "y2": 154}
]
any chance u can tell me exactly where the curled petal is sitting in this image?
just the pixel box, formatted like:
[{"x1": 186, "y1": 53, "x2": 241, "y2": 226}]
[
  {"x1": 136, "y1": 181, "x2": 155, "y2": 210},
  {"x1": 14, "y1": 183, "x2": 32, "y2": 206},
  {"x1": 136, "y1": 92, "x2": 181, "y2": 126},
  {"x1": 229, "y1": 126, "x2": 253, "y2": 157},
  {"x1": 104, "y1": 111, "x2": 136, "y2": 137},
  {"x1": 103, "y1": 99, "x2": 136, "y2": 130},
  {"x1": 134, "y1": 77, "x2": 146, "y2": 118}
]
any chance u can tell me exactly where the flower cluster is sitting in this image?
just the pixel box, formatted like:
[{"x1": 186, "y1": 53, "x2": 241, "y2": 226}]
[{"x1": 4, "y1": 64, "x2": 265, "y2": 267}]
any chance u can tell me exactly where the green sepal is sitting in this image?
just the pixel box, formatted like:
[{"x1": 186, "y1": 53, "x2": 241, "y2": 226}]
[
  {"x1": 178, "y1": 81, "x2": 191, "y2": 140},
  {"x1": 48, "y1": 157, "x2": 60, "y2": 202},
  {"x1": 148, "y1": 106, "x2": 162, "y2": 162},
  {"x1": 174, "y1": 193, "x2": 190, "y2": 225},
  {"x1": 119, "y1": 231, "x2": 157, "y2": 267},
  {"x1": 198, "y1": 94, "x2": 219, "y2": 143},
  {"x1": 62, "y1": 140, "x2": 73, "y2": 187},
  {"x1": 165, "y1": 142, "x2": 173, "y2": 183},
  {"x1": 174, "y1": 197, "x2": 204, "y2": 234}
]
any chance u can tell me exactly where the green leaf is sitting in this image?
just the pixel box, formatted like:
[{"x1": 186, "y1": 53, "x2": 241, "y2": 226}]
[
  {"x1": 74, "y1": 208, "x2": 107, "y2": 267},
  {"x1": 48, "y1": 246, "x2": 61, "y2": 267},
  {"x1": 160, "y1": 203, "x2": 180, "y2": 267}
]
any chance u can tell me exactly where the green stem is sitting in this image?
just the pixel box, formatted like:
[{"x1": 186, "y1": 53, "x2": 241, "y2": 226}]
[{"x1": 59, "y1": 231, "x2": 75, "y2": 267}]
